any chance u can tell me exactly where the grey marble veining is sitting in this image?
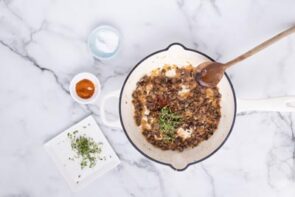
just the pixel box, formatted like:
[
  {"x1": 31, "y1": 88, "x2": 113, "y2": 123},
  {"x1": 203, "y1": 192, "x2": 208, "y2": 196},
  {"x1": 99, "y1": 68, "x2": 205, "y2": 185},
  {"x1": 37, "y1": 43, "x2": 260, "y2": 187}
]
[{"x1": 0, "y1": 0, "x2": 295, "y2": 196}]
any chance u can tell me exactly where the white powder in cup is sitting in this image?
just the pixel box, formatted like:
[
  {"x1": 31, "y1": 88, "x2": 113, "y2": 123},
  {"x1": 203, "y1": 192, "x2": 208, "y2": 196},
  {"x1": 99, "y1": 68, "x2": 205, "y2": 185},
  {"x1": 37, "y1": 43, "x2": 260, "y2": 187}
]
[{"x1": 95, "y1": 28, "x2": 119, "y2": 54}]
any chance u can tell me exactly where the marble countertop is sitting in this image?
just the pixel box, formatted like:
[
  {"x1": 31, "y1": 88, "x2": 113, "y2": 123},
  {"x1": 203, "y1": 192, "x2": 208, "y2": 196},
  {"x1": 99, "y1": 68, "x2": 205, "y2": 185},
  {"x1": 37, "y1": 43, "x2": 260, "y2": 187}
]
[{"x1": 1, "y1": 0, "x2": 295, "y2": 196}]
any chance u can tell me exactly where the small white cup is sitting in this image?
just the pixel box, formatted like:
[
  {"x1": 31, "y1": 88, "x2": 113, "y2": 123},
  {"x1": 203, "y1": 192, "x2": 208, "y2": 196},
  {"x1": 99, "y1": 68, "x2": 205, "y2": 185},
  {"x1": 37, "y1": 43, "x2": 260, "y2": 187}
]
[
  {"x1": 69, "y1": 72, "x2": 101, "y2": 104},
  {"x1": 87, "y1": 25, "x2": 120, "y2": 60}
]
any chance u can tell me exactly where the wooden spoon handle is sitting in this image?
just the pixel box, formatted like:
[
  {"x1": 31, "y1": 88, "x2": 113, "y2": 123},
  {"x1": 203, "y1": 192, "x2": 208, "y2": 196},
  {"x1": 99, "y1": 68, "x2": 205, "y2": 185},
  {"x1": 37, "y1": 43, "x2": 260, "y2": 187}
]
[{"x1": 225, "y1": 25, "x2": 295, "y2": 67}]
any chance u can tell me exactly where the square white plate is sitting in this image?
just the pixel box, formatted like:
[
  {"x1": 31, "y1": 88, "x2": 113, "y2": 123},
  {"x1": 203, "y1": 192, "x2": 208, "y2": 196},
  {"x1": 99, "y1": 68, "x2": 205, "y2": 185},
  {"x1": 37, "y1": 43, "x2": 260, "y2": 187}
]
[{"x1": 44, "y1": 115, "x2": 120, "y2": 192}]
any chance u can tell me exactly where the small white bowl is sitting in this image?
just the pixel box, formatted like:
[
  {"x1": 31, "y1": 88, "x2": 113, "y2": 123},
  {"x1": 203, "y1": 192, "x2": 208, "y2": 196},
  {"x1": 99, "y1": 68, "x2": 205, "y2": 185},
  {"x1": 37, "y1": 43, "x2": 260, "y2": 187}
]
[{"x1": 69, "y1": 72, "x2": 101, "y2": 104}]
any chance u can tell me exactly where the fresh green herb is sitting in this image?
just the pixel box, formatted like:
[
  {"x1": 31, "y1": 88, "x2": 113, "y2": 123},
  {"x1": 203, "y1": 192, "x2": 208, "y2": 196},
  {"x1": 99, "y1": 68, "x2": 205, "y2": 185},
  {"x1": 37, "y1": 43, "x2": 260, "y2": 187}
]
[
  {"x1": 68, "y1": 131, "x2": 102, "y2": 169},
  {"x1": 159, "y1": 106, "x2": 182, "y2": 142}
]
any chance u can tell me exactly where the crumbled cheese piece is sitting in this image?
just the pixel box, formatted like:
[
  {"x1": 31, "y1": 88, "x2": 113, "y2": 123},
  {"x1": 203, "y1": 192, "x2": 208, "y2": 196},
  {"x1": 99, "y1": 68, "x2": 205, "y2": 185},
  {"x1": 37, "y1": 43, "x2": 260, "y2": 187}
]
[
  {"x1": 177, "y1": 127, "x2": 192, "y2": 139},
  {"x1": 141, "y1": 116, "x2": 151, "y2": 130},
  {"x1": 165, "y1": 69, "x2": 176, "y2": 77},
  {"x1": 145, "y1": 84, "x2": 153, "y2": 94},
  {"x1": 143, "y1": 107, "x2": 150, "y2": 115},
  {"x1": 178, "y1": 85, "x2": 190, "y2": 96}
]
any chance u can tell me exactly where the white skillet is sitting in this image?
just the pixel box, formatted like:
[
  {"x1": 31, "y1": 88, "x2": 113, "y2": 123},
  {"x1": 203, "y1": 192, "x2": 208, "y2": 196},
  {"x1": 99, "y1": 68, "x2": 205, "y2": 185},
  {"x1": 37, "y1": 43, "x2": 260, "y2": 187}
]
[{"x1": 100, "y1": 43, "x2": 295, "y2": 170}]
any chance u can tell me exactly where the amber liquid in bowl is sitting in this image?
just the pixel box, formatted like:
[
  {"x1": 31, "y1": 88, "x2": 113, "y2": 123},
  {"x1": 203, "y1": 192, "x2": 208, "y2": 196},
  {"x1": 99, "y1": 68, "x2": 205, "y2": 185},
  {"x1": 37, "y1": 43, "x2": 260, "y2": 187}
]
[{"x1": 75, "y1": 79, "x2": 95, "y2": 99}]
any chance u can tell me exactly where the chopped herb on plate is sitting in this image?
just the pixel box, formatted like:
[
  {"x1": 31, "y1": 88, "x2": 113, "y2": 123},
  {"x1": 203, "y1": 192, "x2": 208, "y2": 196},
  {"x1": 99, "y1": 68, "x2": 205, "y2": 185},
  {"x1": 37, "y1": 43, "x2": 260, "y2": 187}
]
[{"x1": 67, "y1": 131, "x2": 103, "y2": 169}]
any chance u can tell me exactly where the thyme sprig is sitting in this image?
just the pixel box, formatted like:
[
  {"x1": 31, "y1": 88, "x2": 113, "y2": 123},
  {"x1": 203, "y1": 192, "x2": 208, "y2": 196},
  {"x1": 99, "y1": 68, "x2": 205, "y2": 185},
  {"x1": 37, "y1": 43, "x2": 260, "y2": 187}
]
[{"x1": 159, "y1": 107, "x2": 182, "y2": 142}]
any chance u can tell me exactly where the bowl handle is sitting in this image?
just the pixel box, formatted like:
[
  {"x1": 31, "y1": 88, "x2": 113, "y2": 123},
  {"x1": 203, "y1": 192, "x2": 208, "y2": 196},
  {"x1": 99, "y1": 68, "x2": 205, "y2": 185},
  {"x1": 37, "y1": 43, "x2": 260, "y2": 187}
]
[
  {"x1": 237, "y1": 96, "x2": 295, "y2": 113},
  {"x1": 100, "y1": 90, "x2": 121, "y2": 128}
]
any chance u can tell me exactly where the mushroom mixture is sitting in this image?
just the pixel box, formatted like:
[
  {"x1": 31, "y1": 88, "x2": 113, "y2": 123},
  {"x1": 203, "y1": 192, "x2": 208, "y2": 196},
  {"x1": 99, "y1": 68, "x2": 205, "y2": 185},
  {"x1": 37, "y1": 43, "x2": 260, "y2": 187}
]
[{"x1": 132, "y1": 65, "x2": 221, "y2": 151}]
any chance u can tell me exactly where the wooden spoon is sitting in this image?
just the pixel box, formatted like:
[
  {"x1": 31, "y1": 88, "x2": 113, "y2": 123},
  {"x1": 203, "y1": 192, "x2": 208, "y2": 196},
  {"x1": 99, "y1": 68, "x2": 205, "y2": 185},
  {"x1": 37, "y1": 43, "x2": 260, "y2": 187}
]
[{"x1": 195, "y1": 25, "x2": 295, "y2": 87}]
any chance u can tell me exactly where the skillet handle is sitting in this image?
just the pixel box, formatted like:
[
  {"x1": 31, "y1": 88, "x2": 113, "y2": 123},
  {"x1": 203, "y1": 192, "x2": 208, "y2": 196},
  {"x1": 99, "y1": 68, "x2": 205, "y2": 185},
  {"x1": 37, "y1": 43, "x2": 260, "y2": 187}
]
[
  {"x1": 237, "y1": 96, "x2": 295, "y2": 113},
  {"x1": 100, "y1": 90, "x2": 121, "y2": 128}
]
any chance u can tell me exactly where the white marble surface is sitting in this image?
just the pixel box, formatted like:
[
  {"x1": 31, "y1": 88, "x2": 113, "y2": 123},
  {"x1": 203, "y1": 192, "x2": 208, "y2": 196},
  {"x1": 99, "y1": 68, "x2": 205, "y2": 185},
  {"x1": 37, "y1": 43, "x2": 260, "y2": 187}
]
[{"x1": 0, "y1": 0, "x2": 295, "y2": 196}]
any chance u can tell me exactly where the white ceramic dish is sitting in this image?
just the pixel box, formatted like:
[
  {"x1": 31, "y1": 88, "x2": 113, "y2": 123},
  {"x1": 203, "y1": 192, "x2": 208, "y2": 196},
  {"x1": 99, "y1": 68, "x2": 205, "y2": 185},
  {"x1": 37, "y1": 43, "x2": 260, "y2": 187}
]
[
  {"x1": 100, "y1": 43, "x2": 295, "y2": 171},
  {"x1": 69, "y1": 72, "x2": 101, "y2": 104},
  {"x1": 44, "y1": 116, "x2": 120, "y2": 192}
]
